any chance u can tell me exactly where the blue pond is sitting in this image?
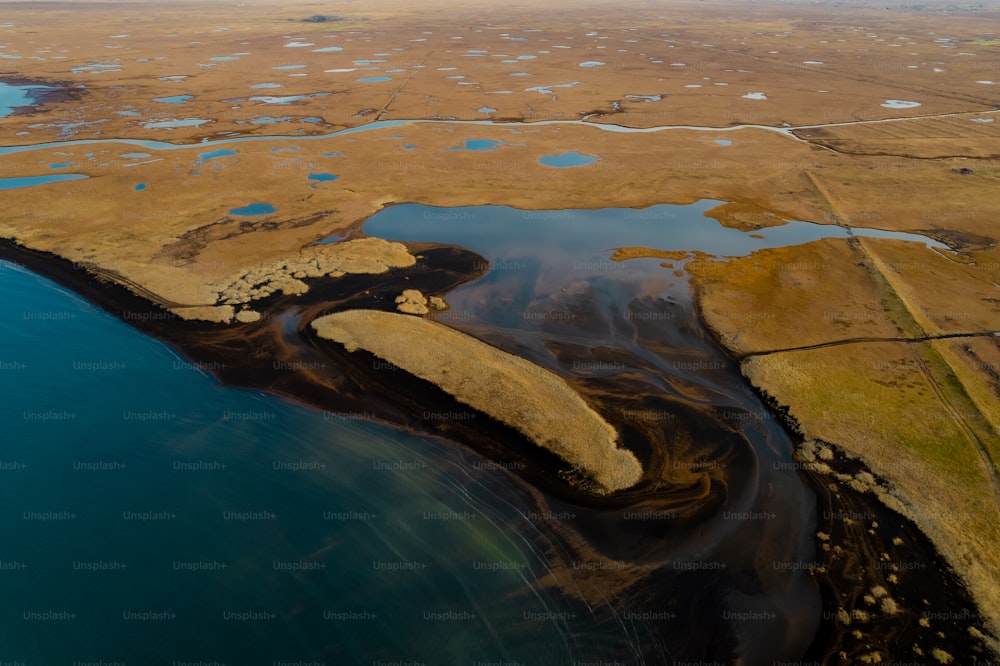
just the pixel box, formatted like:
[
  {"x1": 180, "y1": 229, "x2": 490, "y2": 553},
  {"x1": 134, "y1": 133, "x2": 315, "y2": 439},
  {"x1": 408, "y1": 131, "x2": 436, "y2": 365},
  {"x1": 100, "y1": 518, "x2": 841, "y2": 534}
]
[
  {"x1": 134, "y1": 183, "x2": 146, "y2": 191},
  {"x1": 715, "y1": 139, "x2": 732, "y2": 146},
  {"x1": 308, "y1": 172, "x2": 338, "y2": 182},
  {"x1": 229, "y1": 203, "x2": 277, "y2": 216},
  {"x1": 539, "y1": 152, "x2": 599, "y2": 167},
  {"x1": 0, "y1": 81, "x2": 51, "y2": 117},
  {"x1": 357, "y1": 76, "x2": 392, "y2": 83},
  {"x1": 451, "y1": 139, "x2": 505, "y2": 151},
  {"x1": 49, "y1": 161, "x2": 72, "y2": 169},
  {"x1": 120, "y1": 152, "x2": 151, "y2": 159},
  {"x1": 0, "y1": 174, "x2": 88, "y2": 190},
  {"x1": 153, "y1": 95, "x2": 193, "y2": 104},
  {"x1": 198, "y1": 148, "x2": 237, "y2": 162},
  {"x1": 250, "y1": 83, "x2": 282, "y2": 89}
]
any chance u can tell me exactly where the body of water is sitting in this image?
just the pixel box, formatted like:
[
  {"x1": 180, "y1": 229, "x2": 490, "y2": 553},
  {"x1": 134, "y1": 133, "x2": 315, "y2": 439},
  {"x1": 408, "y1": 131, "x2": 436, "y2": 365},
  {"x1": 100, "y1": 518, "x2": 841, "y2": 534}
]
[
  {"x1": 363, "y1": 201, "x2": 832, "y2": 663},
  {"x1": 229, "y1": 203, "x2": 277, "y2": 216},
  {"x1": 0, "y1": 174, "x2": 88, "y2": 189},
  {"x1": 153, "y1": 95, "x2": 193, "y2": 104},
  {"x1": 0, "y1": 259, "x2": 624, "y2": 664},
  {"x1": 539, "y1": 151, "x2": 598, "y2": 167},
  {"x1": 362, "y1": 201, "x2": 948, "y2": 258},
  {"x1": 0, "y1": 81, "x2": 52, "y2": 117}
]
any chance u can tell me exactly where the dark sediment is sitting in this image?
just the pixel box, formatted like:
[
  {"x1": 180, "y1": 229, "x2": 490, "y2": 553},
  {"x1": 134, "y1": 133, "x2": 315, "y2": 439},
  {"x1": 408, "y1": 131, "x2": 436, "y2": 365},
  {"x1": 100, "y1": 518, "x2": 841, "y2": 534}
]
[
  {"x1": 0, "y1": 236, "x2": 992, "y2": 664},
  {"x1": 799, "y1": 452, "x2": 994, "y2": 664}
]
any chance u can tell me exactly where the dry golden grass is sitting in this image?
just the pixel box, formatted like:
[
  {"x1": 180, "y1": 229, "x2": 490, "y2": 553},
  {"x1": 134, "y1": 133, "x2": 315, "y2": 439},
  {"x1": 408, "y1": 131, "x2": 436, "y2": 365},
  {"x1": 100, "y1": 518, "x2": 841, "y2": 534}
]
[
  {"x1": 858, "y1": 238, "x2": 1000, "y2": 336},
  {"x1": 2, "y1": 0, "x2": 998, "y2": 144},
  {"x1": 689, "y1": 238, "x2": 903, "y2": 354},
  {"x1": 312, "y1": 309, "x2": 642, "y2": 493},
  {"x1": 687, "y1": 233, "x2": 1000, "y2": 641},
  {"x1": 794, "y1": 113, "x2": 1000, "y2": 160},
  {"x1": 610, "y1": 247, "x2": 710, "y2": 262}
]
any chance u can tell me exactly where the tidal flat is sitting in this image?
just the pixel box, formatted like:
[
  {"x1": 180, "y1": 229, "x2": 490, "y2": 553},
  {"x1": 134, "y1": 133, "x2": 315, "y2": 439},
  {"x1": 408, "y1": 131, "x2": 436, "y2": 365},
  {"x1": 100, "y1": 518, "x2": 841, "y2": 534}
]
[{"x1": 1, "y1": 0, "x2": 999, "y2": 663}]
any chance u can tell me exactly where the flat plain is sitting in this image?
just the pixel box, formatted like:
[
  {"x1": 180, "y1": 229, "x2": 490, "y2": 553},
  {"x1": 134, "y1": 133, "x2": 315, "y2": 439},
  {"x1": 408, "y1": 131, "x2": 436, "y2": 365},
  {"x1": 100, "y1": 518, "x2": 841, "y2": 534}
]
[{"x1": 2, "y1": 0, "x2": 1000, "y2": 661}]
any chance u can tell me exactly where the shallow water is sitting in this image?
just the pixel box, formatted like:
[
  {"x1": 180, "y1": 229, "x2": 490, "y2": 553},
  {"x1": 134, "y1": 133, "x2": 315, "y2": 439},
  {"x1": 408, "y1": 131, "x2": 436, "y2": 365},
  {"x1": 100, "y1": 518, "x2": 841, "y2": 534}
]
[
  {"x1": 307, "y1": 172, "x2": 338, "y2": 182},
  {"x1": 0, "y1": 260, "x2": 626, "y2": 665},
  {"x1": 0, "y1": 174, "x2": 88, "y2": 189},
  {"x1": 0, "y1": 81, "x2": 51, "y2": 117},
  {"x1": 362, "y1": 202, "x2": 830, "y2": 662},
  {"x1": 539, "y1": 151, "x2": 598, "y2": 167},
  {"x1": 450, "y1": 138, "x2": 506, "y2": 151},
  {"x1": 153, "y1": 95, "x2": 192, "y2": 104},
  {"x1": 229, "y1": 202, "x2": 277, "y2": 216},
  {"x1": 362, "y1": 202, "x2": 948, "y2": 258}
]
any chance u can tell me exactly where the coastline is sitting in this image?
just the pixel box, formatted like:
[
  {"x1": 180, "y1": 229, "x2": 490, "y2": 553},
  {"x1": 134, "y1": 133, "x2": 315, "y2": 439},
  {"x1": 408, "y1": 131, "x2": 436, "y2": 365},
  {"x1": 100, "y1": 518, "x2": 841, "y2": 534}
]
[
  {"x1": 689, "y1": 282, "x2": 999, "y2": 661},
  {"x1": 2, "y1": 235, "x2": 994, "y2": 662}
]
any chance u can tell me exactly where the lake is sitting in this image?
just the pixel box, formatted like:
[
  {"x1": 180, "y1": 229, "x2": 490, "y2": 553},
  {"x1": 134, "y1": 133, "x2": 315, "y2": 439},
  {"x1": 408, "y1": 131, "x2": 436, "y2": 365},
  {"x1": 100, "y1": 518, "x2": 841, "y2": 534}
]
[
  {"x1": 0, "y1": 81, "x2": 52, "y2": 117},
  {"x1": 0, "y1": 259, "x2": 635, "y2": 665}
]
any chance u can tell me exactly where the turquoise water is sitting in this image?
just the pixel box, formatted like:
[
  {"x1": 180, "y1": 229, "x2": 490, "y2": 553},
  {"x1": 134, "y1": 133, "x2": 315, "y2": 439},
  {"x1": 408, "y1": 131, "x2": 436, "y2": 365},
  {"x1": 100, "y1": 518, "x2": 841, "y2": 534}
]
[
  {"x1": 0, "y1": 82, "x2": 51, "y2": 117},
  {"x1": 153, "y1": 95, "x2": 193, "y2": 104},
  {"x1": 539, "y1": 152, "x2": 599, "y2": 167},
  {"x1": 0, "y1": 260, "x2": 612, "y2": 664},
  {"x1": 307, "y1": 172, "x2": 338, "y2": 182},
  {"x1": 134, "y1": 183, "x2": 146, "y2": 191},
  {"x1": 357, "y1": 76, "x2": 392, "y2": 83},
  {"x1": 229, "y1": 203, "x2": 277, "y2": 216},
  {"x1": 451, "y1": 139, "x2": 505, "y2": 151},
  {"x1": 0, "y1": 174, "x2": 88, "y2": 189},
  {"x1": 199, "y1": 149, "x2": 237, "y2": 162}
]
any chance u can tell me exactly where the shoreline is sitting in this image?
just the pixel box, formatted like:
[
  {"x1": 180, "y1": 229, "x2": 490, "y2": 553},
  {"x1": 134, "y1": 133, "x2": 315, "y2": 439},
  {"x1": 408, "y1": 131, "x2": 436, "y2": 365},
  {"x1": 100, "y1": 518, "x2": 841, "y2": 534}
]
[
  {"x1": 0, "y1": 236, "x2": 992, "y2": 662},
  {"x1": 690, "y1": 286, "x2": 999, "y2": 661}
]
